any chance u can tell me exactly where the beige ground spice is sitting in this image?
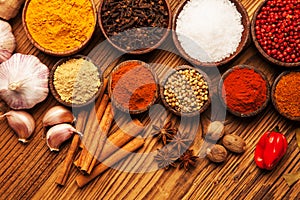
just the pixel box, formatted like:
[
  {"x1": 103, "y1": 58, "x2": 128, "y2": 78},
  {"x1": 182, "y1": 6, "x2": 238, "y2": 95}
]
[{"x1": 54, "y1": 58, "x2": 101, "y2": 104}]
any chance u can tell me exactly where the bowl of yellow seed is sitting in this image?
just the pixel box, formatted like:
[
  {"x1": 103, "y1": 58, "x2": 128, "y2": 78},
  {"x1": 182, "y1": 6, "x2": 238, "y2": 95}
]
[
  {"x1": 49, "y1": 55, "x2": 103, "y2": 107},
  {"x1": 160, "y1": 65, "x2": 211, "y2": 117}
]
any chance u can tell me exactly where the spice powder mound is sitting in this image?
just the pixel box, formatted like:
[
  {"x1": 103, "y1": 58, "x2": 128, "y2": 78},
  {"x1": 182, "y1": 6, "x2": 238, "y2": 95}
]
[
  {"x1": 25, "y1": 0, "x2": 95, "y2": 52},
  {"x1": 54, "y1": 58, "x2": 101, "y2": 105},
  {"x1": 222, "y1": 68, "x2": 267, "y2": 114},
  {"x1": 274, "y1": 72, "x2": 300, "y2": 118},
  {"x1": 111, "y1": 62, "x2": 157, "y2": 111}
]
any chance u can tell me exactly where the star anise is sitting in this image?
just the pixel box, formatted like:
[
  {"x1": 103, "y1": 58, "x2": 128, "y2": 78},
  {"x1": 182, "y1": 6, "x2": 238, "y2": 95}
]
[
  {"x1": 179, "y1": 149, "x2": 198, "y2": 171},
  {"x1": 168, "y1": 131, "x2": 193, "y2": 155},
  {"x1": 154, "y1": 147, "x2": 178, "y2": 170},
  {"x1": 152, "y1": 121, "x2": 177, "y2": 145}
]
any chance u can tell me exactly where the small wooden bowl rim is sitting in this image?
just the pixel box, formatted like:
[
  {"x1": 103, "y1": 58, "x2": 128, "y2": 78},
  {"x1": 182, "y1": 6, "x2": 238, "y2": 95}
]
[
  {"x1": 97, "y1": 0, "x2": 172, "y2": 55},
  {"x1": 271, "y1": 71, "x2": 300, "y2": 121},
  {"x1": 22, "y1": 0, "x2": 97, "y2": 57},
  {"x1": 49, "y1": 55, "x2": 103, "y2": 107},
  {"x1": 160, "y1": 65, "x2": 211, "y2": 117},
  {"x1": 251, "y1": 0, "x2": 300, "y2": 68},
  {"x1": 108, "y1": 60, "x2": 159, "y2": 114},
  {"x1": 172, "y1": 0, "x2": 250, "y2": 67},
  {"x1": 218, "y1": 65, "x2": 270, "y2": 117}
]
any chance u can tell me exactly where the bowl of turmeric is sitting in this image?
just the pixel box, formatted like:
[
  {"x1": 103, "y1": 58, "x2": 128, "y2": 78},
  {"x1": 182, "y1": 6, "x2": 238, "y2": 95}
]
[{"x1": 22, "y1": 0, "x2": 97, "y2": 56}]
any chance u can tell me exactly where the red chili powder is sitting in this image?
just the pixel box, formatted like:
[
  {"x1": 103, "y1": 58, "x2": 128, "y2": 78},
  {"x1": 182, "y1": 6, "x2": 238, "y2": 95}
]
[
  {"x1": 111, "y1": 62, "x2": 157, "y2": 111},
  {"x1": 222, "y1": 68, "x2": 267, "y2": 114}
]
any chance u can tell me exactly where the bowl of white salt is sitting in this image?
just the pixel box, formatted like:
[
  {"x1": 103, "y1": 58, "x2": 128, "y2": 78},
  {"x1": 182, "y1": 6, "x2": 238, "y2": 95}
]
[{"x1": 173, "y1": 0, "x2": 250, "y2": 67}]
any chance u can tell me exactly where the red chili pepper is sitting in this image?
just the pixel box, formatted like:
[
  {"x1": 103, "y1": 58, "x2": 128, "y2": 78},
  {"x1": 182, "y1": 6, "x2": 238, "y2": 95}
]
[{"x1": 254, "y1": 127, "x2": 288, "y2": 170}]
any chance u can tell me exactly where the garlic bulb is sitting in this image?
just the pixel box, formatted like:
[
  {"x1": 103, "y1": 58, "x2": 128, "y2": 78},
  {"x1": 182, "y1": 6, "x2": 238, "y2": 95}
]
[
  {"x1": 42, "y1": 106, "x2": 75, "y2": 127},
  {"x1": 46, "y1": 123, "x2": 81, "y2": 151},
  {"x1": 0, "y1": 110, "x2": 35, "y2": 143},
  {"x1": 0, "y1": 20, "x2": 16, "y2": 63},
  {"x1": 0, "y1": 53, "x2": 49, "y2": 109}
]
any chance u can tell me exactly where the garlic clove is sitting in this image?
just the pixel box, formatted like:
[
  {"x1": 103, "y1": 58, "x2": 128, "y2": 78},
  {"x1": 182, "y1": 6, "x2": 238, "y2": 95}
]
[
  {"x1": 0, "y1": 20, "x2": 16, "y2": 63},
  {"x1": 46, "y1": 123, "x2": 80, "y2": 151},
  {"x1": 42, "y1": 106, "x2": 75, "y2": 127},
  {"x1": 0, "y1": 53, "x2": 49, "y2": 109},
  {"x1": 1, "y1": 110, "x2": 35, "y2": 143},
  {"x1": 0, "y1": 0, "x2": 25, "y2": 20}
]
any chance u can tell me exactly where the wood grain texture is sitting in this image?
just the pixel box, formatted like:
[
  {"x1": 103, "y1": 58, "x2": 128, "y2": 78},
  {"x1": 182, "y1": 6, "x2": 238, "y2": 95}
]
[{"x1": 1, "y1": 0, "x2": 299, "y2": 199}]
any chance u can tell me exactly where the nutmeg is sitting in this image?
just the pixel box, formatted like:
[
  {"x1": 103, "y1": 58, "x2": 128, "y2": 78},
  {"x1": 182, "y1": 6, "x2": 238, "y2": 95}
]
[
  {"x1": 222, "y1": 134, "x2": 246, "y2": 153},
  {"x1": 204, "y1": 121, "x2": 224, "y2": 141},
  {"x1": 206, "y1": 144, "x2": 227, "y2": 163}
]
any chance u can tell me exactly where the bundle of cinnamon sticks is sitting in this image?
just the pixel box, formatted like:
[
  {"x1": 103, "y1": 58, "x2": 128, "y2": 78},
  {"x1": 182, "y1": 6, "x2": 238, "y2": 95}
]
[{"x1": 56, "y1": 78, "x2": 145, "y2": 187}]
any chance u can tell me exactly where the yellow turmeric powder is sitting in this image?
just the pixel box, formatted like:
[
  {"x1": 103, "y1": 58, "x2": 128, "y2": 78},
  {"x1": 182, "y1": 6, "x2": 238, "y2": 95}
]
[{"x1": 25, "y1": 0, "x2": 95, "y2": 53}]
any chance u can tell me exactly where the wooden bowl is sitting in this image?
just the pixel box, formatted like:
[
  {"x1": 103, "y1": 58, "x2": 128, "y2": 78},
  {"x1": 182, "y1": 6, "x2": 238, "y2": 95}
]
[
  {"x1": 172, "y1": 0, "x2": 250, "y2": 67},
  {"x1": 160, "y1": 65, "x2": 211, "y2": 117},
  {"x1": 218, "y1": 65, "x2": 270, "y2": 117},
  {"x1": 22, "y1": 0, "x2": 97, "y2": 57},
  {"x1": 251, "y1": 0, "x2": 300, "y2": 67},
  {"x1": 49, "y1": 55, "x2": 103, "y2": 107},
  {"x1": 108, "y1": 60, "x2": 159, "y2": 114},
  {"x1": 98, "y1": 0, "x2": 172, "y2": 54},
  {"x1": 271, "y1": 71, "x2": 300, "y2": 121}
]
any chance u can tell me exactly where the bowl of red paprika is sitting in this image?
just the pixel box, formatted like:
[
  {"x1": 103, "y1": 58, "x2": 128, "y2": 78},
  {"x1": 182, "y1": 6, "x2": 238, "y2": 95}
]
[
  {"x1": 271, "y1": 71, "x2": 300, "y2": 121},
  {"x1": 251, "y1": 0, "x2": 300, "y2": 67},
  {"x1": 108, "y1": 60, "x2": 159, "y2": 114},
  {"x1": 219, "y1": 65, "x2": 270, "y2": 117}
]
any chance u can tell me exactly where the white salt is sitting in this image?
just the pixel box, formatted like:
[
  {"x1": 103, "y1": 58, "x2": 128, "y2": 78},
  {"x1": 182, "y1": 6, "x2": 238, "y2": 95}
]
[{"x1": 176, "y1": 0, "x2": 244, "y2": 63}]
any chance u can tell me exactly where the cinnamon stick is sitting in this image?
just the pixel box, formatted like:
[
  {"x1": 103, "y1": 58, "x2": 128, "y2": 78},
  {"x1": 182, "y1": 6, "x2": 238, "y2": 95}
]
[
  {"x1": 55, "y1": 78, "x2": 108, "y2": 184},
  {"x1": 87, "y1": 119, "x2": 144, "y2": 173},
  {"x1": 76, "y1": 136, "x2": 145, "y2": 188},
  {"x1": 97, "y1": 78, "x2": 109, "y2": 108},
  {"x1": 76, "y1": 94, "x2": 109, "y2": 169},
  {"x1": 73, "y1": 157, "x2": 80, "y2": 168},
  {"x1": 80, "y1": 103, "x2": 114, "y2": 173},
  {"x1": 55, "y1": 110, "x2": 88, "y2": 185}
]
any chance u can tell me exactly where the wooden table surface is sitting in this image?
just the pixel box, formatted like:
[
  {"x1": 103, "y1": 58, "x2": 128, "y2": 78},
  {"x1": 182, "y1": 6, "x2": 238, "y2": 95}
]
[{"x1": 1, "y1": 0, "x2": 300, "y2": 199}]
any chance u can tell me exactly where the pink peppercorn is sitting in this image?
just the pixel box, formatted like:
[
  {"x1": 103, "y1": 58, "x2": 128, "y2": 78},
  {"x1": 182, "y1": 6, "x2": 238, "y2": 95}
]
[{"x1": 255, "y1": 0, "x2": 299, "y2": 63}]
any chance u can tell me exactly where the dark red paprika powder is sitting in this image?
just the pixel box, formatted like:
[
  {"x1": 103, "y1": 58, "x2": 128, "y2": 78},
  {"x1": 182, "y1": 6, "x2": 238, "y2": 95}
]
[{"x1": 222, "y1": 67, "x2": 268, "y2": 114}]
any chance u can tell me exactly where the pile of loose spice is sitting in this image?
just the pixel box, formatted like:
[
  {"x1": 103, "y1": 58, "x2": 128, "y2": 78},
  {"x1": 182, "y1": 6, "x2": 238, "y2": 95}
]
[
  {"x1": 53, "y1": 58, "x2": 101, "y2": 105},
  {"x1": 110, "y1": 61, "x2": 157, "y2": 112},
  {"x1": 163, "y1": 68, "x2": 209, "y2": 113},
  {"x1": 25, "y1": 0, "x2": 95, "y2": 53},
  {"x1": 221, "y1": 67, "x2": 268, "y2": 115},
  {"x1": 100, "y1": 0, "x2": 169, "y2": 51},
  {"x1": 254, "y1": 0, "x2": 299, "y2": 63},
  {"x1": 274, "y1": 72, "x2": 300, "y2": 118},
  {"x1": 176, "y1": 0, "x2": 244, "y2": 62}
]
